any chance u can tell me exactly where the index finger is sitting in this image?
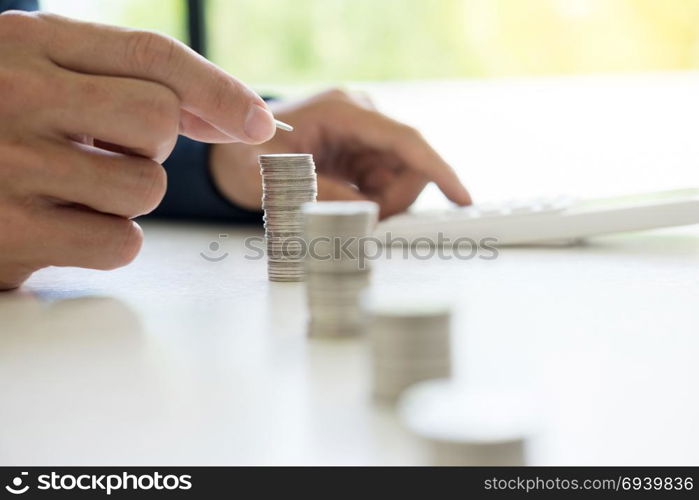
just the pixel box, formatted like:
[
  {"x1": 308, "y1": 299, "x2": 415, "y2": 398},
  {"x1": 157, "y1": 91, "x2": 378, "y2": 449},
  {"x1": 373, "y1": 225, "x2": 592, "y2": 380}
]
[
  {"x1": 35, "y1": 12, "x2": 276, "y2": 144},
  {"x1": 341, "y1": 105, "x2": 472, "y2": 205}
]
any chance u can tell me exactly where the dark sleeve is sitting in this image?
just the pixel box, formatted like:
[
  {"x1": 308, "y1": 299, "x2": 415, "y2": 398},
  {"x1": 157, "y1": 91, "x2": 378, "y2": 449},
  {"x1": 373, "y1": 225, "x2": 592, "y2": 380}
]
[
  {"x1": 0, "y1": 0, "x2": 38, "y2": 11},
  {"x1": 149, "y1": 137, "x2": 263, "y2": 224}
]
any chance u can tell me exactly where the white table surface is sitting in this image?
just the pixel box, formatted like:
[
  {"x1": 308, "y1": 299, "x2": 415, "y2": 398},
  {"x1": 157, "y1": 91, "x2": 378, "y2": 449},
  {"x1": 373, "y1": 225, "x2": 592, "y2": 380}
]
[{"x1": 1, "y1": 73, "x2": 698, "y2": 466}]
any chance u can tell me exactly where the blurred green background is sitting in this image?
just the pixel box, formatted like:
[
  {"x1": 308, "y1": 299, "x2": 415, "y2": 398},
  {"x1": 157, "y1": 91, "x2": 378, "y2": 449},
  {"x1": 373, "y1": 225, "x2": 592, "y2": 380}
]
[{"x1": 42, "y1": 0, "x2": 699, "y2": 85}]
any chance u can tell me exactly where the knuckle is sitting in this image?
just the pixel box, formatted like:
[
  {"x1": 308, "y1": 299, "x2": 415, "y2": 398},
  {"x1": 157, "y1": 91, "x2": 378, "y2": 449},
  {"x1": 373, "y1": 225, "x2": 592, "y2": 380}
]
[
  {"x1": 143, "y1": 87, "x2": 180, "y2": 135},
  {"x1": 32, "y1": 11, "x2": 61, "y2": 23},
  {"x1": 0, "y1": 10, "x2": 42, "y2": 40},
  {"x1": 128, "y1": 87, "x2": 179, "y2": 162},
  {"x1": 0, "y1": 254, "x2": 36, "y2": 289},
  {"x1": 399, "y1": 123, "x2": 422, "y2": 140},
  {"x1": 135, "y1": 161, "x2": 167, "y2": 214},
  {"x1": 0, "y1": 266, "x2": 34, "y2": 290},
  {"x1": 126, "y1": 30, "x2": 177, "y2": 75},
  {"x1": 309, "y1": 94, "x2": 351, "y2": 116},
  {"x1": 0, "y1": 199, "x2": 41, "y2": 287},
  {"x1": 353, "y1": 91, "x2": 375, "y2": 109},
  {"x1": 322, "y1": 87, "x2": 351, "y2": 101},
  {"x1": 107, "y1": 220, "x2": 143, "y2": 269},
  {"x1": 148, "y1": 131, "x2": 177, "y2": 163}
]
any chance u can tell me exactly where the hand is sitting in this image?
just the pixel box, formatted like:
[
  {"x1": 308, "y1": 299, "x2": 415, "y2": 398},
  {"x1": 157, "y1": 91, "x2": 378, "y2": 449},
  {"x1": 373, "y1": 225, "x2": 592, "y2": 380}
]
[
  {"x1": 0, "y1": 11, "x2": 276, "y2": 290},
  {"x1": 211, "y1": 88, "x2": 471, "y2": 219}
]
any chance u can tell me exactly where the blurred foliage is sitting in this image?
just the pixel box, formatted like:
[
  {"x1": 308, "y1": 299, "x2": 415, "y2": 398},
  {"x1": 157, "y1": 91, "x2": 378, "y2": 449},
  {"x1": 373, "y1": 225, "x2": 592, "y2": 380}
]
[
  {"x1": 207, "y1": 0, "x2": 481, "y2": 82},
  {"x1": 42, "y1": 0, "x2": 699, "y2": 84}
]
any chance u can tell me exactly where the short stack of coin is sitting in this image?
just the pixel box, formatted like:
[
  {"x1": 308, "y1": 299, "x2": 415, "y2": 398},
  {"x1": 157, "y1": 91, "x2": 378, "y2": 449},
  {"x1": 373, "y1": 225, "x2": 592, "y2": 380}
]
[
  {"x1": 369, "y1": 301, "x2": 452, "y2": 403},
  {"x1": 259, "y1": 154, "x2": 318, "y2": 282},
  {"x1": 302, "y1": 201, "x2": 379, "y2": 337},
  {"x1": 398, "y1": 380, "x2": 533, "y2": 465}
]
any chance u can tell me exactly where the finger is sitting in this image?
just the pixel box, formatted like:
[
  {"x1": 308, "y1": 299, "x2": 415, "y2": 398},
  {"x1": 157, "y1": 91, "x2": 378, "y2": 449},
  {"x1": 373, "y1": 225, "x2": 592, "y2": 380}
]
[
  {"x1": 373, "y1": 170, "x2": 428, "y2": 219},
  {"x1": 311, "y1": 88, "x2": 375, "y2": 110},
  {"x1": 348, "y1": 153, "x2": 401, "y2": 193},
  {"x1": 317, "y1": 175, "x2": 369, "y2": 203},
  {"x1": 68, "y1": 134, "x2": 94, "y2": 147},
  {"x1": 93, "y1": 140, "x2": 131, "y2": 156},
  {"x1": 339, "y1": 105, "x2": 472, "y2": 205},
  {"x1": 320, "y1": 149, "x2": 392, "y2": 187},
  {"x1": 28, "y1": 205, "x2": 143, "y2": 270},
  {"x1": 26, "y1": 140, "x2": 166, "y2": 218},
  {"x1": 53, "y1": 73, "x2": 181, "y2": 162},
  {"x1": 179, "y1": 110, "x2": 247, "y2": 143},
  {"x1": 358, "y1": 166, "x2": 398, "y2": 194},
  {"x1": 34, "y1": 12, "x2": 276, "y2": 143}
]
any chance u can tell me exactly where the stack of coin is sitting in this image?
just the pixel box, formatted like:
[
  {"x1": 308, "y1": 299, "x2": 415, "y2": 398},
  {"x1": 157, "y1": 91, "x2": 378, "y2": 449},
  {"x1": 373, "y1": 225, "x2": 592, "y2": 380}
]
[
  {"x1": 302, "y1": 201, "x2": 379, "y2": 337},
  {"x1": 398, "y1": 380, "x2": 534, "y2": 465},
  {"x1": 259, "y1": 154, "x2": 318, "y2": 282},
  {"x1": 369, "y1": 301, "x2": 452, "y2": 403}
]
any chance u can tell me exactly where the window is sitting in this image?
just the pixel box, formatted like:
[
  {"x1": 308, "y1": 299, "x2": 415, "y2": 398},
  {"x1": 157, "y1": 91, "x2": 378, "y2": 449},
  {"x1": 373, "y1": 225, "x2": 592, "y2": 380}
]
[{"x1": 41, "y1": 0, "x2": 699, "y2": 86}]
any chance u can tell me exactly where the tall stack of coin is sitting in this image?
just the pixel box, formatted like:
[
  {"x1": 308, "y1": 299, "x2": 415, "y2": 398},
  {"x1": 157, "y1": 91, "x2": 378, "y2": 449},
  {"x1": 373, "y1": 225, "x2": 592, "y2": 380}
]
[
  {"x1": 259, "y1": 154, "x2": 318, "y2": 282},
  {"x1": 302, "y1": 201, "x2": 379, "y2": 337},
  {"x1": 369, "y1": 301, "x2": 452, "y2": 403}
]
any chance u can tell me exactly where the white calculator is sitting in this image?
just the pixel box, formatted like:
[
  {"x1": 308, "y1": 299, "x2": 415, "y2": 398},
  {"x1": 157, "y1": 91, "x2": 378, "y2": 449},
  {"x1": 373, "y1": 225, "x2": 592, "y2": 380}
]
[{"x1": 375, "y1": 189, "x2": 699, "y2": 246}]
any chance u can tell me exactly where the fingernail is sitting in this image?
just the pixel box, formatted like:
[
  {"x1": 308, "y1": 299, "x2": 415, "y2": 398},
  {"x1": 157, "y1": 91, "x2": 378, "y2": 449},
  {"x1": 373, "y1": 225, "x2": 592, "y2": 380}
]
[{"x1": 244, "y1": 104, "x2": 276, "y2": 143}]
